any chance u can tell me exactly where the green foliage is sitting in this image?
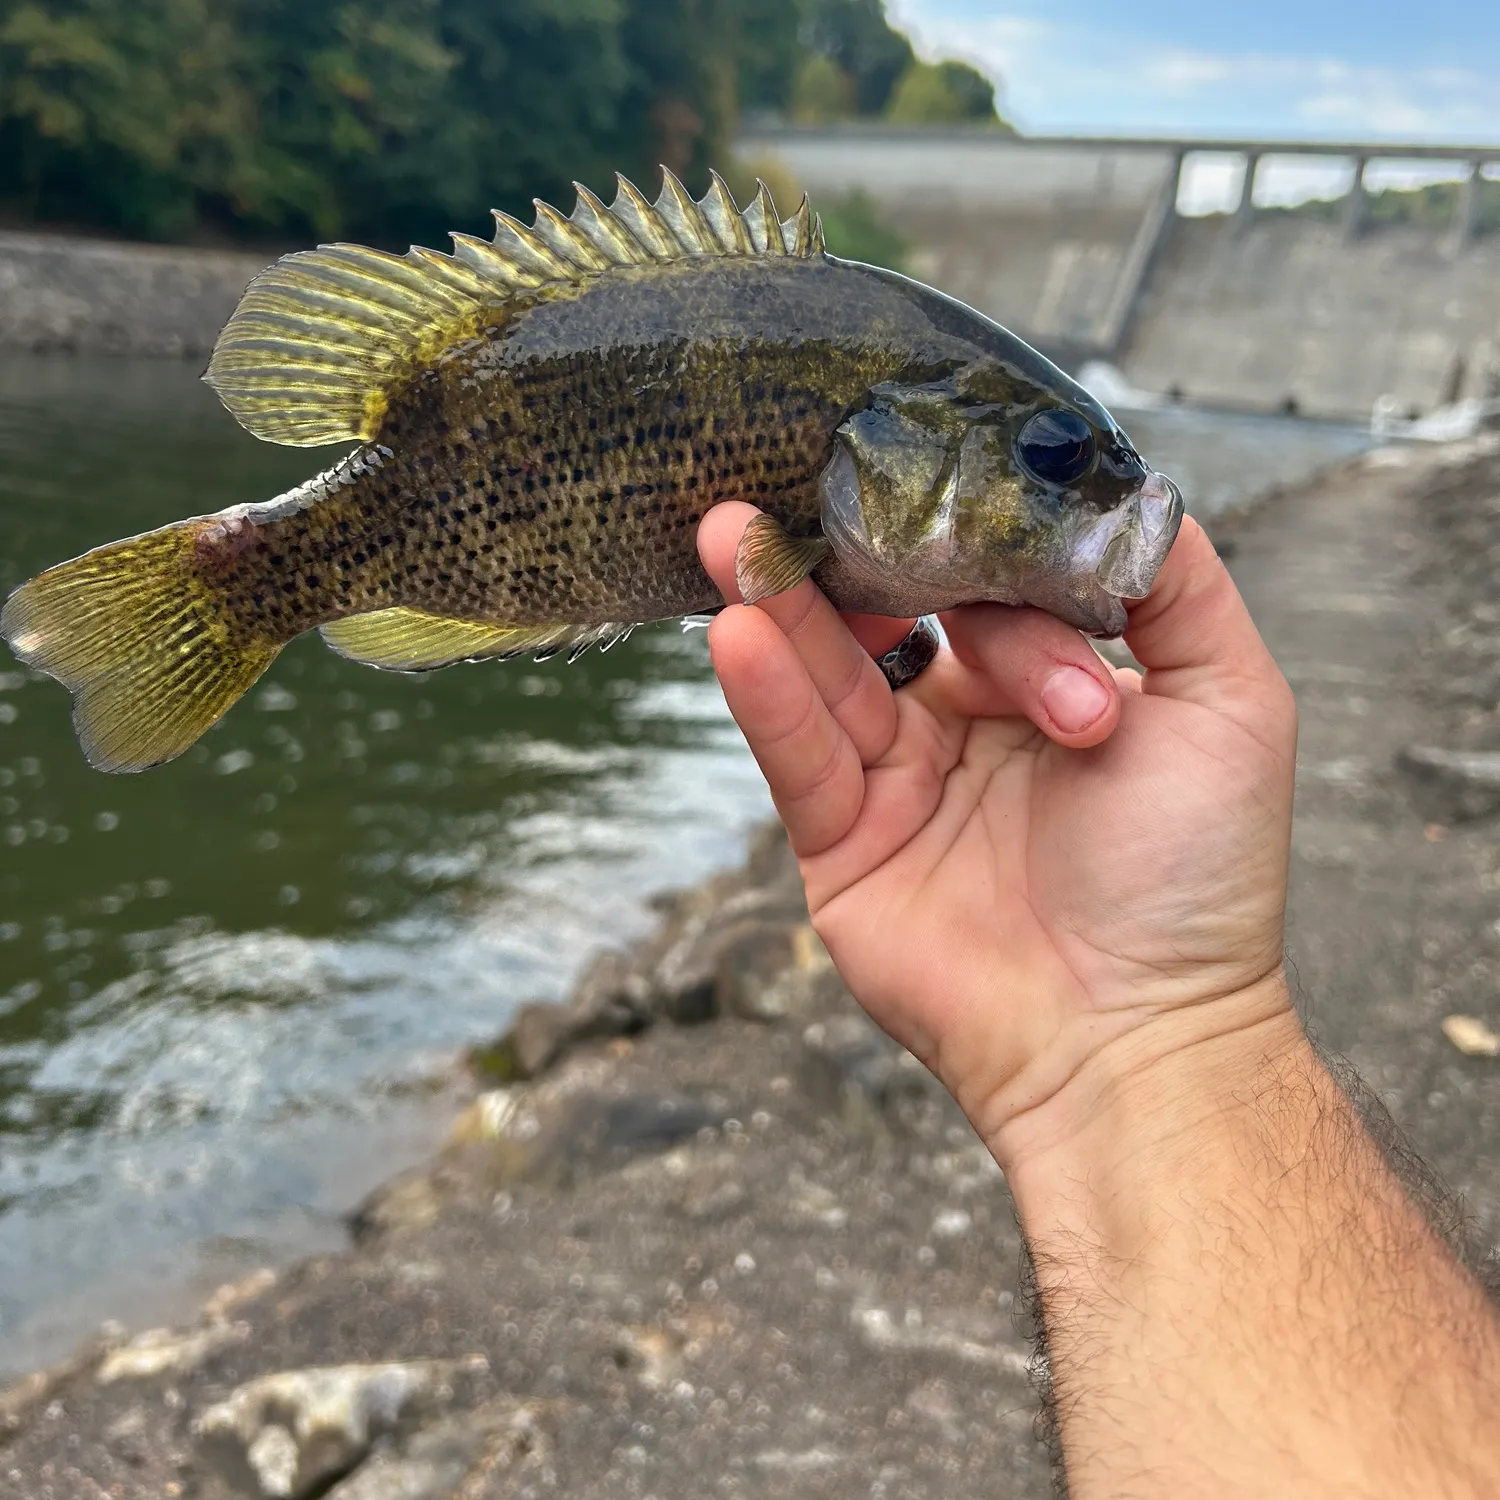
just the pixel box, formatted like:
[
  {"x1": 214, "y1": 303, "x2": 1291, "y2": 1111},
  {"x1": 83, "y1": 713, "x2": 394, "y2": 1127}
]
[
  {"x1": 0, "y1": 0, "x2": 1006, "y2": 247},
  {"x1": 816, "y1": 187, "x2": 907, "y2": 270},
  {"x1": 1260, "y1": 175, "x2": 1500, "y2": 236},
  {"x1": 787, "y1": 51, "x2": 857, "y2": 123},
  {"x1": 885, "y1": 58, "x2": 1005, "y2": 125},
  {"x1": 799, "y1": 0, "x2": 911, "y2": 116},
  {"x1": 0, "y1": 0, "x2": 802, "y2": 244}
]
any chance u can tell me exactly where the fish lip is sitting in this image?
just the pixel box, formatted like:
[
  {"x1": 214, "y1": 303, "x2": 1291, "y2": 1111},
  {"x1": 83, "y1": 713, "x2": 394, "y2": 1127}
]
[
  {"x1": 1040, "y1": 471, "x2": 1184, "y2": 638},
  {"x1": 1092, "y1": 474, "x2": 1182, "y2": 603},
  {"x1": 1094, "y1": 471, "x2": 1185, "y2": 602}
]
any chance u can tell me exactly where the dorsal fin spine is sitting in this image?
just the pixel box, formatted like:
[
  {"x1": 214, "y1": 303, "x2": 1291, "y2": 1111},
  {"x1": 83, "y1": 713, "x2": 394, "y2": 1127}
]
[
  {"x1": 206, "y1": 170, "x2": 827, "y2": 448},
  {"x1": 611, "y1": 174, "x2": 676, "y2": 260}
]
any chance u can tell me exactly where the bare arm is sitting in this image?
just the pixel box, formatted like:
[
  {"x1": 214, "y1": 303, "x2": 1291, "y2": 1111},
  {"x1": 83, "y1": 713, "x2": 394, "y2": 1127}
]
[
  {"x1": 1009, "y1": 996, "x2": 1500, "y2": 1495},
  {"x1": 697, "y1": 501, "x2": 1500, "y2": 1497}
]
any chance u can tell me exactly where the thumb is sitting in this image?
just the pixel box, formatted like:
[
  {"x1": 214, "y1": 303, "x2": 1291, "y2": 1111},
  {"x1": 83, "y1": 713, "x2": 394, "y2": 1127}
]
[{"x1": 1125, "y1": 518, "x2": 1295, "y2": 744}]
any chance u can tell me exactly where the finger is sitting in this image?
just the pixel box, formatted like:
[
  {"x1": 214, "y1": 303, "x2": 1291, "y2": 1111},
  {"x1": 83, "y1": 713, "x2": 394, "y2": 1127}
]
[
  {"x1": 1124, "y1": 517, "x2": 1293, "y2": 734},
  {"x1": 706, "y1": 604, "x2": 866, "y2": 856},
  {"x1": 698, "y1": 501, "x2": 899, "y2": 765},
  {"x1": 937, "y1": 604, "x2": 1123, "y2": 747}
]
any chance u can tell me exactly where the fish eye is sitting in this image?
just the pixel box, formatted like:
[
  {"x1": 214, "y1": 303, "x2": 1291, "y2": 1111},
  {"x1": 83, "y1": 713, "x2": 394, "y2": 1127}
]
[{"x1": 1015, "y1": 409, "x2": 1096, "y2": 487}]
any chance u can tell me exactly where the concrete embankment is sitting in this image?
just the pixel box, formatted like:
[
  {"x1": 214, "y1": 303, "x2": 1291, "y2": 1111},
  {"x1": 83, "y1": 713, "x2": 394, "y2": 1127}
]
[
  {"x1": 0, "y1": 231, "x2": 268, "y2": 357},
  {"x1": 1122, "y1": 214, "x2": 1500, "y2": 423},
  {"x1": 6, "y1": 437, "x2": 1500, "y2": 1498}
]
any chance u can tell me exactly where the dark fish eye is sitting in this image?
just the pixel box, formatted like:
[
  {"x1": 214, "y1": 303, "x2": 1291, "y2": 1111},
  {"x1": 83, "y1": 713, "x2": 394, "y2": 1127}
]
[{"x1": 1015, "y1": 409, "x2": 1096, "y2": 487}]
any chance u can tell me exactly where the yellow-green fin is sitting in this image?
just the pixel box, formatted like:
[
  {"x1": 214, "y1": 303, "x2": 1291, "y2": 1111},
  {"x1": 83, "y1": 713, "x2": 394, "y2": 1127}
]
[
  {"x1": 734, "y1": 513, "x2": 833, "y2": 605},
  {"x1": 320, "y1": 608, "x2": 635, "y2": 673},
  {"x1": 1, "y1": 524, "x2": 280, "y2": 773},
  {"x1": 205, "y1": 170, "x2": 826, "y2": 449}
]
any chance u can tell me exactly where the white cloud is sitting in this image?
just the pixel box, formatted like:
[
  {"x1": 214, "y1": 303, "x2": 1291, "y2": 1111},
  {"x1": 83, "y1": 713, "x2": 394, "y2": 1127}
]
[{"x1": 887, "y1": 1, "x2": 1500, "y2": 143}]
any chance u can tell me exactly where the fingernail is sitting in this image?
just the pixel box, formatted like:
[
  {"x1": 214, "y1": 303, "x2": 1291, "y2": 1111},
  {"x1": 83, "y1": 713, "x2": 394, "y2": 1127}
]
[{"x1": 1041, "y1": 668, "x2": 1110, "y2": 735}]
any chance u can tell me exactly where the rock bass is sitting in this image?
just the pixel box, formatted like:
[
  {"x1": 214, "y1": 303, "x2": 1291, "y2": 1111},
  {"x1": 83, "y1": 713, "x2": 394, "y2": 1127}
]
[{"x1": 1, "y1": 171, "x2": 1183, "y2": 773}]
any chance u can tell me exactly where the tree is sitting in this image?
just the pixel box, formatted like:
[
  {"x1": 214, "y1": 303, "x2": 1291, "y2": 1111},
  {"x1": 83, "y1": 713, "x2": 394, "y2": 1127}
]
[
  {"x1": 799, "y1": 0, "x2": 912, "y2": 117},
  {"x1": 885, "y1": 58, "x2": 1008, "y2": 127}
]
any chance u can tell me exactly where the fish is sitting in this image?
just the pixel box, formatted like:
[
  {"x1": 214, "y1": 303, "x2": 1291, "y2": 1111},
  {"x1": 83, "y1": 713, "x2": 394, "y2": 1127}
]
[{"x1": 0, "y1": 170, "x2": 1183, "y2": 774}]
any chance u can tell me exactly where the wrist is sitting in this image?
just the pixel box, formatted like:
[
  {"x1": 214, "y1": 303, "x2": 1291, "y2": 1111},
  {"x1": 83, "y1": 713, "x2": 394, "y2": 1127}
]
[{"x1": 989, "y1": 972, "x2": 1302, "y2": 1213}]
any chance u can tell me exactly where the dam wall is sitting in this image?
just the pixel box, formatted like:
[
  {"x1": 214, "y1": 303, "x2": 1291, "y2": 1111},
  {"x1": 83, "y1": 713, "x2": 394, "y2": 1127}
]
[
  {"x1": 1121, "y1": 213, "x2": 1500, "y2": 422},
  {"x1": 741, "y1": 126, "x2": 1176, "y2": 365},
  {"x1": 741, "y1": 125, "x2": 1500, "y2": 423}
]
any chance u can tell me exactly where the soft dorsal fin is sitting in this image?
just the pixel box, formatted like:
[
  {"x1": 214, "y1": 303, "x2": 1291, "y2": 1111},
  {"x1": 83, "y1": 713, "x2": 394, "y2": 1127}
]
[{"x1": 205, "y1": 171, "x2": 826, "y2": 448}]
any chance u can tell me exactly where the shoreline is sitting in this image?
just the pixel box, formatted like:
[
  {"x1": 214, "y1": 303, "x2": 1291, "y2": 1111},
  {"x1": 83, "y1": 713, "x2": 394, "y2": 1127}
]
[{"x1": 7, "y1": 436, "x2": 1500, "y2": 1495}]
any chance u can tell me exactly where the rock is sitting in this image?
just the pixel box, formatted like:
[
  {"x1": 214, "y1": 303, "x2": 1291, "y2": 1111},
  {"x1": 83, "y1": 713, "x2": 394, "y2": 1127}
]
[
  {"x1": 323, "y1": 1399, "x2": 542, "y2": 1500},
  {"x1": 194, "y1": 1356, "x2": 488, "y2": 1500},
  {"x1": 471, "y1": 951, "x2": 652, "y2": 1083},
  {"x1": 349, "y1": 1168, "x2": 446, "y2": 1242},
  {"x1": 1442, "y1": 1014, "x2": 1500, "y2": 1058},
  {"x1": 1396, "y1": 745, "x2": 1500, "y2": 821},
  {"x1": 453, "y1": 1056, "x2": 730, "y2": 1190},
  {"x1": 203, "y1": 1269, "x2": 277, "y2": 1323},
  {"x1": 97, "y1": 1320, "x2": 249, "y2": 1383},
  {"x1": 715, "y1": 920, "x2": 836, "y2": 1021}
]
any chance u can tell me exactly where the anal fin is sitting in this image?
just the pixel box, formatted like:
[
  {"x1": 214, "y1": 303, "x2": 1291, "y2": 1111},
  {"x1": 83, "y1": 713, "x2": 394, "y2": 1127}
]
[
  {"x1": 734, "y1": 514, "x2": 832, "y2": 606},
  {"x1": 320, "y1": 608, "x2": 633, "y2": 673}
]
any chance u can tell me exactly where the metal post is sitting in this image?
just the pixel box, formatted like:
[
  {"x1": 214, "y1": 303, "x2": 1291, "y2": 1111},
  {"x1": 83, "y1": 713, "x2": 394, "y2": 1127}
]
[
  {"x1": 1452, "y1": 160, "x2": 1482, "y2": 250},
  {"x1": 1235, "y1": 152, "x2": 1260, "y2": 233},
  {"x1": 1343, "y1": 156, "x2": 1369, "y2": 239}
]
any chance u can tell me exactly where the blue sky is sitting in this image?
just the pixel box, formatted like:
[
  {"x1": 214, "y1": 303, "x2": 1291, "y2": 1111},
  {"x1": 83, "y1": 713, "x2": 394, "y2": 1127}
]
[{"x1": 890, "y1": 0, "x2": 1500, "y2": 142}]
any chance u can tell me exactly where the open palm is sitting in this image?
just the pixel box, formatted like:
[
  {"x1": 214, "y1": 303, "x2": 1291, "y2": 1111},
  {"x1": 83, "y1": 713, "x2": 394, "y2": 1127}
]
[{"x1": 698, "y1": 502, "x2": 1298, "y2": 1154}]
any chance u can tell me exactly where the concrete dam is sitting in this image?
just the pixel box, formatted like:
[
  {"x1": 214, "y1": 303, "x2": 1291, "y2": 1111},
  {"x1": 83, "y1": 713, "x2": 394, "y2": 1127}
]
[{"x1": 740, "y1": 125, "x2": 1500, "y2": 424}]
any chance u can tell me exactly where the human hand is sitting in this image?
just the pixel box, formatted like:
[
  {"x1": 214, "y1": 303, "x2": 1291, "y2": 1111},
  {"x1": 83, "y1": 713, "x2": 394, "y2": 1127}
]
[{"x1": 697, "y1": 501, "x2": 1298, "y2": 1168}]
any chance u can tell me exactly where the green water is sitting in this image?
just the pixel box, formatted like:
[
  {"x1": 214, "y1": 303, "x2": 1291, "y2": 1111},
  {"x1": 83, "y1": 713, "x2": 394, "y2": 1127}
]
[
  {"x1": 0, "y1": 355, "x2": 1372, "y2": 1373},
  {"x1": 0, "y1": 355, "x2": 775, "y2": 1372}
]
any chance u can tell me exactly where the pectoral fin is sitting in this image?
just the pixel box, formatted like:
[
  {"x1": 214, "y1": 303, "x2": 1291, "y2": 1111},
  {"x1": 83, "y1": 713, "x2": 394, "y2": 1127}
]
[{"x1": 733, "y1": 514, "x2": 832, "y2": 606}]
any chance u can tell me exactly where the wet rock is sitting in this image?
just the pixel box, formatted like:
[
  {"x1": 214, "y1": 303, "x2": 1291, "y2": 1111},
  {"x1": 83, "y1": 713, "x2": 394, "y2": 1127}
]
[
  {"x1": 323, "y1": 1399, "x2": 542, "y2": 1500},
  {"x1": 472, "y1": 951, "x2": 651, "y2": 1083},
  {"x1": 194, "y1": 1356, "x2": 488, "y2": 1500},
  {"x1": 97, "y1": 1320, "x2": 249, "y2": 1383},
  {"x1": 1396, "y1": 745, "x2": 1500, "y2": 821}
]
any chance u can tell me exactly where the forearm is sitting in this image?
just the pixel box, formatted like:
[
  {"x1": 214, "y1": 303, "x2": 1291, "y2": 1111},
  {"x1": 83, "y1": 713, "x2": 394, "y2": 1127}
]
[{"x1": 998, "y1": 979, "x2": 1500, "y2": 1497}]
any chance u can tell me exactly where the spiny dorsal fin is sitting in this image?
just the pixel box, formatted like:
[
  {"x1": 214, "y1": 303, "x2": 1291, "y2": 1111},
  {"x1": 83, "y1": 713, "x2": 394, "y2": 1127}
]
[
  {"x1": 205, "y1": 170, "x2": 825, "y2": 448},
  {"x1": 320, "y1": 608, "x2": 635, "y2": 673}
]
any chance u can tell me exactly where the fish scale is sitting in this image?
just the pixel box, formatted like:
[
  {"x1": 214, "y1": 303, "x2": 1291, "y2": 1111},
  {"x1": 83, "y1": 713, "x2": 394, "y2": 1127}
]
[{"x1": 1, "y1": 169, "x2": 1183, "y2": 773}]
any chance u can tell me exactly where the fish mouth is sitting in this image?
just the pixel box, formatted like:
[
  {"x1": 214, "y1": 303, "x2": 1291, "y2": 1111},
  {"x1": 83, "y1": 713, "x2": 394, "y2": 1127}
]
[{"x1": 1042, "y1": 471, "x2": 1186, "y2": 638}]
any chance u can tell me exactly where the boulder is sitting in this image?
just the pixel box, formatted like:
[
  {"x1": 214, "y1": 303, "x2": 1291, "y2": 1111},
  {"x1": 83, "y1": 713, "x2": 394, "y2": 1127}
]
[{"x1": 194, "y1": 1356, "x2": 488, "y2": 1500}]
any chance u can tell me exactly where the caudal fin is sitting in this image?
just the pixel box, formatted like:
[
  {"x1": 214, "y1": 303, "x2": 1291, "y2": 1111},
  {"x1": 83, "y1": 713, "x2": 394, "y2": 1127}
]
[{"x1": 1, "y1": 524, "x2": 280, "y2": 772}]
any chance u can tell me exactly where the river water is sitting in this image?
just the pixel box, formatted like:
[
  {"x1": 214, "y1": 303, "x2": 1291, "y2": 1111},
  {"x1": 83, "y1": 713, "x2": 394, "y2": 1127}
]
[{"x1": 0, "y1": 355, "x2": 1373, "y2": 1373}]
